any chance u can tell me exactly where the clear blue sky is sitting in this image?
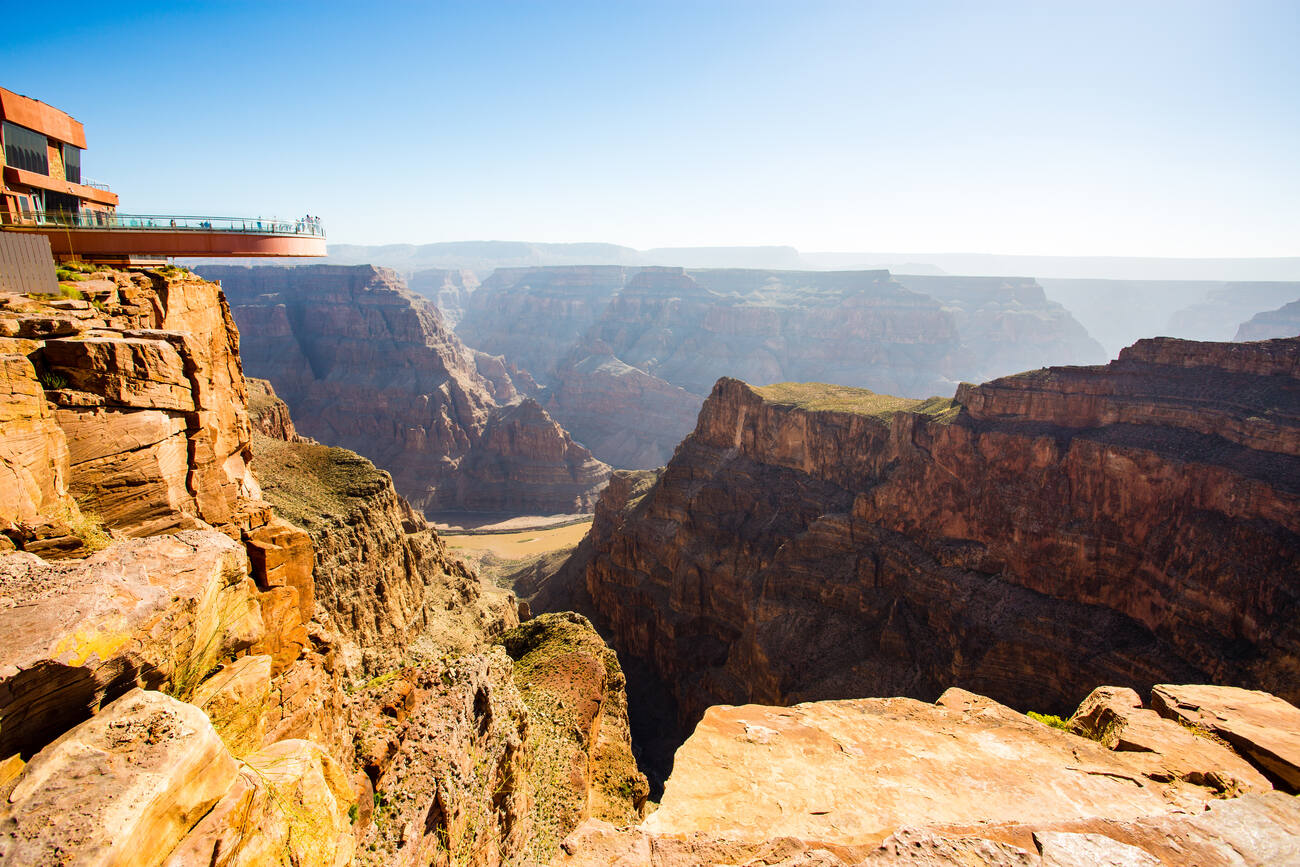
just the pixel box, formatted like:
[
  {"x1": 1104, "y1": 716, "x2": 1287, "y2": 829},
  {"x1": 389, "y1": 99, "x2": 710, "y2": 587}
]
[{"x1": 5, "y1": 1, "x2": 1297, "y2": 255}]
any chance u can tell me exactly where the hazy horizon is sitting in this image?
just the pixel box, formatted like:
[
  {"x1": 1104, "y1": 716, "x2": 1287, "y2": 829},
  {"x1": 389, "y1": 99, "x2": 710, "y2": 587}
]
[{"x1": 7, "y1": 1, "x2": 1299, "y2": 258}]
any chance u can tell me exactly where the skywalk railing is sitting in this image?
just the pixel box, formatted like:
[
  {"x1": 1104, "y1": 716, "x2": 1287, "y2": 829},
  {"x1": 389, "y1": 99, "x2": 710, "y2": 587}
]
[{"x1": 2, "y1": 211, "x2": 325, "y2": 237}]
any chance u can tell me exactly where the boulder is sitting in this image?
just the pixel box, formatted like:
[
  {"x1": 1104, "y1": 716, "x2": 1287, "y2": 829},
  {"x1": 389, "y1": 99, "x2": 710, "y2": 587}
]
[
  {"x1": 642, "y1": 691, "x2": 1214, "y2": 847},
  {"x1": 1150, "y1": 683, "x2": 1300, "y2": 792},
  {"x1": 192, "y1": 654, "x2": 273, "y2": 757},
  {"x1": 0, "y1": 688, "x2": 238, "y2": 866},
  {"x1": 0, "y1": 531, "x2": 264, "y2": 759},
  {"x1": 167, "y1": 739, "x2": 355, "y2": 867},
  {"x1": 1069, "y1": 685, "x2": 1272, "y2": 793}
]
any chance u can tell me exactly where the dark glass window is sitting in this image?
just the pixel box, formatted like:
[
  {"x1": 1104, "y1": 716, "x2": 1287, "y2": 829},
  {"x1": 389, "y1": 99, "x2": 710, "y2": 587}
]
[
  {"x1": 2, "y1": 121, "x2": 49, "y2": 175},
  {"x1": 62, "y1": 143, "x2": 81, "y2": 183},
  {"x1": 45, "y1": 190, "x2": 79, "y2": 215}
]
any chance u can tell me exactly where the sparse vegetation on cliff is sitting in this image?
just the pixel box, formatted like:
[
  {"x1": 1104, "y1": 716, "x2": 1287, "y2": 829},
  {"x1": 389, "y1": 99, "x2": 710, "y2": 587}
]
[
  {"x1": 755, "y1": 381, "x2": 958, "y2": 421},
  {"x1": 1027, "y1": 711, "x2": 1073, "y2": 731}
]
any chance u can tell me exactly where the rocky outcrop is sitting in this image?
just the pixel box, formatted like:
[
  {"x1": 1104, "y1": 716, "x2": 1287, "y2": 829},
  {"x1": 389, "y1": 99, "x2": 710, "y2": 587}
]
[
  {"x1": 0, "y1": 531, "x2": 263, "y2": 760},
  {"x1": 457, "y1": 266, "x2": 1105, "y2": 469},
  {"x1": 247, "y1": 377, "x2": 306, "y2": 442},
  {"x1": 574, "y1": 338, "x2": 1300, "y2": 741},
  {"x1": 1236, "y1": 298, "x2": 1300, "y2": 341},
  {"x1": 555, "y1": 686, "x2": 1300, "y2": 867},
  {"x1": 1149, "y1": 683, "x2": 1300, "y2": 792},
  {"x1": 251, "y1": 431, "x2": 517, "y2": 676},
  {"x1": 0, "y1": 689, "x2": 240, "y2": 867},
  {"x1": 203, "y1": 264, "x2": 610, "y2": 514},
  {"x1": 502, "y1": 613, "x2": 649, "y2": 861},
  {"x1": 1067, "y1": 685, "x2": 1272, "y2": 794},
  {"x1": 0, "y1": 269, "x2": 259, "y2": 546}
]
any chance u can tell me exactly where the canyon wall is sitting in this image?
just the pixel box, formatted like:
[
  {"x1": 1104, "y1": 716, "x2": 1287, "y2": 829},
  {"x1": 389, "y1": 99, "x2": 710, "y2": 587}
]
[
  {"x1": 201, "y1": 264, "x2": 610, "y2": 515},
  {"x1": 573, "y1": 337, "x2": 1300, "y2": 738},
  {"x1": 0, "y1": 269, "x2": 644, "y2": 867},
  {"x1": 1236, "y1": 299, "x2": 1300, "y2": 342},
  {"x1": 407, "y1": 267, "x2": 479, "y2": 328},
  {"x1": 457, "y1": 266, "x2": 1106, "y2": 469}
]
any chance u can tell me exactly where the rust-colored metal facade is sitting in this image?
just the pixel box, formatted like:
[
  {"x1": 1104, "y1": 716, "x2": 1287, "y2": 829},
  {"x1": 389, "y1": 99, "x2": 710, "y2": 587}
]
[
  {"x1": 0, "y1": 231, "x2": 57, "y2": 295},
  {"x1": 0, "y1": 87, "x2": 120, "y2": 223}
]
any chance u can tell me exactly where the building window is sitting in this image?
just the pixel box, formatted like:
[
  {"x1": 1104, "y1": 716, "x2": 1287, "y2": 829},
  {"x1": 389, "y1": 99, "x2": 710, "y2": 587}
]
[
  {"x1": 45, "y1": 190, "x2": 79, "y2": 216},
  {"x1": 2, "y1": 121, "x2": 49, "y2": 175},
  {"x1": 62, "y1": 143, "x2": 81, "y2": 184}
]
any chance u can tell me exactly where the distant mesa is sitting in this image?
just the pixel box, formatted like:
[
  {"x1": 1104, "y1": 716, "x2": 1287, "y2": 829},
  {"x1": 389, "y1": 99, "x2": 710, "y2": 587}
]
[{"x1": 1236, "y1": 298, "x2": 1300, "y2": 342}]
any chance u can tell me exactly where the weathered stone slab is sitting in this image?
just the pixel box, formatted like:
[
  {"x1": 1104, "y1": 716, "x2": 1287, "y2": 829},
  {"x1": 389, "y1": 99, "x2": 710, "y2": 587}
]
[
  {"x1": 0, "y1": 531, "x2": 264, "y2": 759},
  {"x1": 0, "y1": 688, "x2": 238, "y2": 866},
  {"x1": 1069, "y1": 685, "x2": 1272, "y2": 793},
  {"x1": 642, "y1": 690, "x2": 1210, "y2": 847},
  {"x1": 1151, "y1": 684, "x2": 1300, "y2": 792}
]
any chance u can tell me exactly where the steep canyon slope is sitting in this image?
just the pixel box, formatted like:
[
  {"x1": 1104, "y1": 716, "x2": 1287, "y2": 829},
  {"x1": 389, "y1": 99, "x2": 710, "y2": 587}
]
[
  {"x1": 0, "y1": 269, "x2": 645, "y2": 866},
  {"x1": 571, "y1": 338, "x2": 1300, "y2": 740},
  {"x1": 457, "y1": 266, "x2": 1106, "y2": 468},
  {"x1": 200, "y1": 264, "x2": 610, "y2": 514}
]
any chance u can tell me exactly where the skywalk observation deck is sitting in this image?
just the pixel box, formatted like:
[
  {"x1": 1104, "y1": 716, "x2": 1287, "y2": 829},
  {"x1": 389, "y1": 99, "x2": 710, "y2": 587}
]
[{"x1": 0, "y1": 211, "x2": 327, "y2": 261}]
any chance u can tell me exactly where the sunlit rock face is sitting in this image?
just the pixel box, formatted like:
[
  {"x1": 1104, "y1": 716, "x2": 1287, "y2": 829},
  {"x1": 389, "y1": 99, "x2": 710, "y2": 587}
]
[
  {"x1": 553, "y1": 686, "x2": 1300, "y2": 867},
  {"x1": 205, "y1": 264, "x2": 610, "y2": 514},
  {"x1": 456, "y1": 266, "x2": 1105, "y2": 469},
  {"x1": 575, "y1": 337, "x2": 1300, "y2": 742}
]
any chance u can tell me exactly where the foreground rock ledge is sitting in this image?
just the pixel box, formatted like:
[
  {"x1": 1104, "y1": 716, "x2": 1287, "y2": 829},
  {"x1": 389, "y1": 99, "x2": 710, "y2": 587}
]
[
  {"x1": 557, "y1": 685, "x2": 1300, "y2": 866},
  {"x1": 0, "y1": 689, "x2": 237, "y2": 866}
]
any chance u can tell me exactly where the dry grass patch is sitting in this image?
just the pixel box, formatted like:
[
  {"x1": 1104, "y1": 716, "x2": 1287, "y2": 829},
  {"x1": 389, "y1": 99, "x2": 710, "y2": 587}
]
[{"x1": 755, "y1": 382, "x2": 959, "y2": 421}]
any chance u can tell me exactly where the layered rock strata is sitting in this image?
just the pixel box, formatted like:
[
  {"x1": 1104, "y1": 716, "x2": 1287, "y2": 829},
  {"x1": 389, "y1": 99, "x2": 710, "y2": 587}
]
[
  {"x1": 555, "y1": 685, "x2": 1300, "y2": 866},
  {"x1": 575, "y1": 338, "x2": 1300, "y2": 739},
  {"x1": 0, "y1": 269, "x2": 259, "y2": 548},
  {"x1": 203, "y1": 264, "x2": 610, "y2": 514},
  {"x1": 457, "y1": 266, "x2": 1105, "y2": 469},
  {"x1": 0, "y1": 269, "x2": 650, "y2": 866}
]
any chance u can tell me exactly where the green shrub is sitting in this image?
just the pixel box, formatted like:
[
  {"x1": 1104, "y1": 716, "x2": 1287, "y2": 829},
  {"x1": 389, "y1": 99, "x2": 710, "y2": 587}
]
[
  {"x1": 39, "y1": 370, "x2": 69, "y2": 390},
  {"x1": 58, "y1": 283, "x2": 84, "y2": 300},
  {"x1": 1027, "y1": 711, "x2": 1073, "y2": 731}
]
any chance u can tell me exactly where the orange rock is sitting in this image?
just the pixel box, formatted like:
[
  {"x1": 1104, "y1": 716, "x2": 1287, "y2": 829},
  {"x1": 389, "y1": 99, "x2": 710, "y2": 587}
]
[
  {"x1": 0, "y1": 689, "x2": 238, "y2": 867},
  {"x1": 1069, "y1": 685, "x2": 1272, "y2": 794},
  {"x1": 1151, "y1": 683, "x2": 1300, "y2": 792},
  {"x1": 0, "y1": 531, "x2": 264, "y2": 760}
]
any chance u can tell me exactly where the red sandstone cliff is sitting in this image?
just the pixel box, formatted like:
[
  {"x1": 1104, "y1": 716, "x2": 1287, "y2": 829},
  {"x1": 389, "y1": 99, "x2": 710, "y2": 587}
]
[
  {"x1": 576, "y1": 337, "x2": 1300, "y2": 739},
  {"x1": 201, "y1": 264, "x2": 610, "y2": 515}
]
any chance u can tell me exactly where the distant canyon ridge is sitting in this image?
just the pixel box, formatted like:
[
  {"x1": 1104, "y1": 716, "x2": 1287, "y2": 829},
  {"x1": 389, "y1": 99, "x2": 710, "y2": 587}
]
[{"x1": 455, "y1": 266, "x2": 1107, "y2": 468}]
